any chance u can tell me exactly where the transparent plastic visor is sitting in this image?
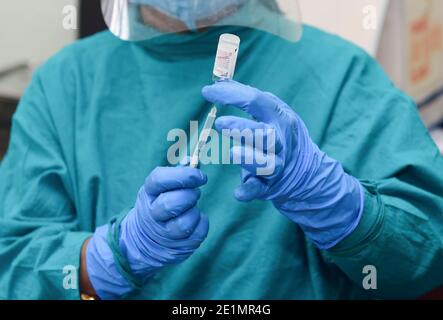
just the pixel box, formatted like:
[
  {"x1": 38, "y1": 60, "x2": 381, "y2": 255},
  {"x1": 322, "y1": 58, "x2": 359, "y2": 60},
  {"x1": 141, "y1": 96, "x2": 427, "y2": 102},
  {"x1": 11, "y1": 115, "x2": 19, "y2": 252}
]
[{"x1": 101, "y1": 0, "x2": 303, "y2": 42}]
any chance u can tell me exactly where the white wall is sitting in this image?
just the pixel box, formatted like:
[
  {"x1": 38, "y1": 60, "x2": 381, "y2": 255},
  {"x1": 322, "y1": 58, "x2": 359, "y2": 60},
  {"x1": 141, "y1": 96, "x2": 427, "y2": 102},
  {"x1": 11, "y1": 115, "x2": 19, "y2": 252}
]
[
  {"x1": 0, "y1": 0, "x2": 388, "y2": 69},
  {"x1": 299, "y1": 0, "x2": 389, "y2": 55},
  {"x1": 0, "y1": 0, "x2": 78, "y2": 69}
]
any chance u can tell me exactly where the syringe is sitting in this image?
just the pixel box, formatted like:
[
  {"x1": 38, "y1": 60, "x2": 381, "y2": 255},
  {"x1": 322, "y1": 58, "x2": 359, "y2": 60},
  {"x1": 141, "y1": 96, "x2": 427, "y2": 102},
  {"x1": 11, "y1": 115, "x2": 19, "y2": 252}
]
[
  {"x1": 190, "y1": 107, "x2": 217, "y2": 168},
  {"x1": 189, "y1": 34, "x2": 240, "y2": 168}
]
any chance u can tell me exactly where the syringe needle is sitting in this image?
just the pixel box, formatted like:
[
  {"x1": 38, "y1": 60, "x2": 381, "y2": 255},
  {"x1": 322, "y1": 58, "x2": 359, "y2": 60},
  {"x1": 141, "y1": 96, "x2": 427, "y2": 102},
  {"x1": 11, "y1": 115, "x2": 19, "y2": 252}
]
[{"x1": 190, "y1": 106, "x2": 217, "y2": 168}]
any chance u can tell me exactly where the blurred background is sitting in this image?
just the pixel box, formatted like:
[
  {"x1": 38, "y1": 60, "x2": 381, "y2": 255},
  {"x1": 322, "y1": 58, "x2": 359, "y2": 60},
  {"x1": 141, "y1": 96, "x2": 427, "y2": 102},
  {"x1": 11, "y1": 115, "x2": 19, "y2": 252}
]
[{"x1": 0, "y1": 0, "x2": 442, "y2": 158}]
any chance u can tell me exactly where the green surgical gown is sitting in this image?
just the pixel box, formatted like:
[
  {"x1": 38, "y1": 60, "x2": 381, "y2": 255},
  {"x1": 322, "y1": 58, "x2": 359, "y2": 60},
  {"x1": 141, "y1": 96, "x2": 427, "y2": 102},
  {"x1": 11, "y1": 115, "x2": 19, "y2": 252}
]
[{"x1": 1, "y1": 26, "x2": 443, "y2": 300}]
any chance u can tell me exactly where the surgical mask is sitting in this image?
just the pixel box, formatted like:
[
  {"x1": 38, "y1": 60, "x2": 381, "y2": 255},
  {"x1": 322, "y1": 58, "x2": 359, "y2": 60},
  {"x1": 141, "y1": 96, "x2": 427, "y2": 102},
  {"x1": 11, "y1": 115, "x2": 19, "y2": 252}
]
[{"x1": 129, "y1": 0, "x2": 247, "y2": 31}]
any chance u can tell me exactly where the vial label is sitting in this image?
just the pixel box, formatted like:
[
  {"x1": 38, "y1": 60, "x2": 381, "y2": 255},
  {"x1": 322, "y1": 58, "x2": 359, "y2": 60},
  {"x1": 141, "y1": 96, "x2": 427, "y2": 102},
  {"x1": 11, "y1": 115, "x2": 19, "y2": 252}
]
[{"x1": 213, "y1": 35, "x2": 240, "y2": 80}]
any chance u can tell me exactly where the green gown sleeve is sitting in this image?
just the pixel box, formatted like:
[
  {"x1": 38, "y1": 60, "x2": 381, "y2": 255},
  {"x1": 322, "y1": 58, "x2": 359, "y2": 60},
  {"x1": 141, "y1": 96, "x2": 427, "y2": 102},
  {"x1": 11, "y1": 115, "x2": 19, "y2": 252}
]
[
  {"x1": 322, "y1": 49, "x2": 443, "y2": 299},
  {"x1": 0, "y1": 68, "x2": 92, "y2": 299}
]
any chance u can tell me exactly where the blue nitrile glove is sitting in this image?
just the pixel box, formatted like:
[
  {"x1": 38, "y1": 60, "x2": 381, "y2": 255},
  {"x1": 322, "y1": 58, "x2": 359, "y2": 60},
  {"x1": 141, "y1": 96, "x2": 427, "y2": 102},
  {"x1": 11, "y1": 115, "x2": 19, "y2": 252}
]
[
  {"x1": 202, "y1": 80, "x2": 364, "y2": 250},
  {"x1": 86, "y1": 166, "x2": 209, "y2": 299}
]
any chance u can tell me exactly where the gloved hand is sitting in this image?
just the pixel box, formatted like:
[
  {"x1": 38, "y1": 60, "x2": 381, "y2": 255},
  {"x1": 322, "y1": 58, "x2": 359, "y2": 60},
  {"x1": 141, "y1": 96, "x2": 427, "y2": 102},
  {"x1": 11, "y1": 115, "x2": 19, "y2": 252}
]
[
  {"x1": 202, "y1": 80, "x2": 364, "y2": 250},
  {"x1": 86, "y1": 166, "x2": 209, "y2": 299}
]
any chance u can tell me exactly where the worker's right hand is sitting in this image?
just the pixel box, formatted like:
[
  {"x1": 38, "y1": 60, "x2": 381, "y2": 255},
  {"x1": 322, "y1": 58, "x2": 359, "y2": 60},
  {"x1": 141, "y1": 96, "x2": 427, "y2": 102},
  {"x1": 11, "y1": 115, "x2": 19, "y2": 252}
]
[{"x1": 86, "y1": 167, "x2": 209, "y2": 299}]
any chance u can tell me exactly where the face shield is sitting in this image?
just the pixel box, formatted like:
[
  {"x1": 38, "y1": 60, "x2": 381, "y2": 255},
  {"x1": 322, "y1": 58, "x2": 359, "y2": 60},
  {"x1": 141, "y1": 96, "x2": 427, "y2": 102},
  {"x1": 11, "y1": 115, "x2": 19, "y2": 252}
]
[{"x1": 100, "y1": 0, "x2": 303, "y2": 43}]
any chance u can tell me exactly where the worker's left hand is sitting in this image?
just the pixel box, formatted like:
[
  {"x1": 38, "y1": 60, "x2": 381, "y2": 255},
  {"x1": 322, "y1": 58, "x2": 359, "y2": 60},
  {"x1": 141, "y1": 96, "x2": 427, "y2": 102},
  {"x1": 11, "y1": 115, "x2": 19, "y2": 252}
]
[{"x1": 202, "y1": 80, "x2": 365, "y2": 250}]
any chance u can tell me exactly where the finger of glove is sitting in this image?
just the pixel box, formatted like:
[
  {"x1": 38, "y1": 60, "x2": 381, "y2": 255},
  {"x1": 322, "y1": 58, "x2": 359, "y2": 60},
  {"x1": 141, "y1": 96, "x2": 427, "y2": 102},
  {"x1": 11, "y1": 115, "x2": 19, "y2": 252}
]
[
  {"x1": 202, "y1": 80, "x2": 284, "y2": 124},
  {"x1": 231, "y1": 145, "x2": 282, "y2": 178},
  {"x1": 234, "y1": 176, "x2": 268, "y2": 202},
  {"x1": 145, "y1": 166, "x2": 207, "y2": 196},
  {"x1": 150, "y1": 188, "x2": 201, "y2": 222},
  {"x1": 186, "y1": 214, "x2": 209, "y2": 245},
  {"x1": 215, "y1": 116, "x2": 282, "y2": 153},
  {"x1": 163, "y1": 206, "x2": 202, "y2": 240},
  {"x1": 160, "y1": 213, "x2": 209, "y2": 250},
  {"x1": 162, "y1": 214, "x2": 210, "y2": 253}
]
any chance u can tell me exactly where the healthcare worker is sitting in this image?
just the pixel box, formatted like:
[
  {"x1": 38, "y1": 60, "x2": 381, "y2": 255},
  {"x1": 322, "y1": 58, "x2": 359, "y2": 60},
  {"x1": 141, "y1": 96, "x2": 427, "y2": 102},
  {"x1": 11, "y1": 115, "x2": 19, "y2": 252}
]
[{"x1": 1, "y1": 0, "x2": 443, "y2": 300}]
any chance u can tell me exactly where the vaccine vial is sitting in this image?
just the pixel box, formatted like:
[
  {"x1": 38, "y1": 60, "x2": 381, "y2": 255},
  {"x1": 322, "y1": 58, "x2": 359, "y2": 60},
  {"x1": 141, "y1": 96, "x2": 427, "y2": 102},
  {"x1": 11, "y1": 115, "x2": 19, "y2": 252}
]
[{"x1": 212, "y1": 33, "x2": 241, "y2": 82}]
